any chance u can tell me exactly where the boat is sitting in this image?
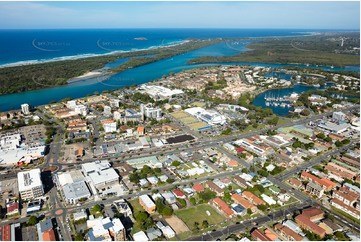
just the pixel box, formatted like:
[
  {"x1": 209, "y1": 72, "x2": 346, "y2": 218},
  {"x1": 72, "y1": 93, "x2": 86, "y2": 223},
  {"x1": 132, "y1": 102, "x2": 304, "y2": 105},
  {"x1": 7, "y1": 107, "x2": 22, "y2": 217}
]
[
  {"x1": 313, "y1": 84, "x2": 321, "y2": 87},
  {"x1": 265, "y1": 102, "x2": 270, "y2": 106}
]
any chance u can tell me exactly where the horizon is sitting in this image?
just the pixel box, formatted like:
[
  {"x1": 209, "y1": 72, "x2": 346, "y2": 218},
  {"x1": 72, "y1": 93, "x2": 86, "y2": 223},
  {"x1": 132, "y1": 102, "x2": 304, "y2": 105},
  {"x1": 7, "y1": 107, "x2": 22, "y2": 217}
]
[{"x1": 0, "y1": 1, "x2": 359, "y2": 29}]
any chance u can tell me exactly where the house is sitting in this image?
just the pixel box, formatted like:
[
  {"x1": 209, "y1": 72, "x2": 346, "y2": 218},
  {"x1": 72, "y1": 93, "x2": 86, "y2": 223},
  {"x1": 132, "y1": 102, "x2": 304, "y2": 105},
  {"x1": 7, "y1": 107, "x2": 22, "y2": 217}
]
[
  {"x1": 295, "y1": 214, "x2": 326, "y2": 238},
  {"x1": 332, "y1": 189, "x2": 358, "y2": 206},
  {"x1": 161, "y1": 192, "x2": 176, "y2": 204},
  {"x1": 36, "y1": 218, "x2": 55, "y2": 241},
  {"x1": 137, "y1": 126, "x2": 145, "y2": 136},
  {"x1": 6, "y1": 201, "x2": 19, "y2": 216},
  {"x1": 147, "y1": 176, "x2": 159, "y2": 186},
  {"x1": 301, "y1": 171, "x2": 336, "y2": 191},
  {"x1": 264, "y1": 229, "x2": 279, "y2": 241},
  {"x1": 231, "y1": 194, "x2": 257, "y2": 213},
  {"x1": 139, "y1": 195, "x2": 156, "y2": 214},
  {"x1": 133, "y1": 231, "x2": 149, "y2": 241},
  {"x1": 192, "y1": 183, "x2": 205, "y2": 193},
  {"x1": 161, "y1": 226, "x2": 175, "y2": 239},
  {"x1": 251, "y1": 229, "x2": 271, "y2": 241},
  {"x1": 242, "y1": 191, "x2": 265, "y2": 206},
  {"x1": 113, "y1": 199, "x2": 133, "y2": 217},
  {"x1": 260, "y1": 194, "x2": 276, "y2": 205},
  {"x1": 205, "y1": 180, "x2": 224, "y2": 196},
  {"x1": 233, "y1": 176, "x2": 248, "y2": 188},
  {"x1": 172, "y1": 189, "x2": 186, "y2": 199},
  {"x1": 231, "y1": 204, "x2": 246, "y2": 216},
  {"x1": 302, "y1": 207, "x2": 324, "y2": 222},
  {"x1": 330, "y1": 198, "x2": 360, "y2": 219},
  {"x1": 274, "y1": 223, "x2": 303, "y2": 241},
  {"x1": 210, "y1": 198, "x2": 234, "y2": 218},
  {"x1": 146, "y1": 228, "x2": 162, "y2": 241}
]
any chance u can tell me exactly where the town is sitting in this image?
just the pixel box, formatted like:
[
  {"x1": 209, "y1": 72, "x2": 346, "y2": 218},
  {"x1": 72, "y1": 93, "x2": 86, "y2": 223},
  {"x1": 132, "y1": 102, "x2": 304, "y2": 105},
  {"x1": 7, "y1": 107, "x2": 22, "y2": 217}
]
[{"x1": 0, "y1": 65, "x2": 360, "y2": 241}]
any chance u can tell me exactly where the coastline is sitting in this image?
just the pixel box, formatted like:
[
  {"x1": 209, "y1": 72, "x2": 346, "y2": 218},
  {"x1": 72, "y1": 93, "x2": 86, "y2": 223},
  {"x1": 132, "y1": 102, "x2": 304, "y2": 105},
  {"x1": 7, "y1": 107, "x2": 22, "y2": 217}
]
[{"x1": 0, "y1": 39, "x2": 190, "y2": 69}]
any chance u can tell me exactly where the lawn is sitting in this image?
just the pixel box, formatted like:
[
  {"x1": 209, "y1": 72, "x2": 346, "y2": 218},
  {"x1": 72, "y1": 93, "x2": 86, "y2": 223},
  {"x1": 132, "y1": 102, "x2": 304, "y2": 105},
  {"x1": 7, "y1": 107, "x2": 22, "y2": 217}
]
[
  {"x1": 128, "y1": 199, "x2": 145, "y2": 215},
  {"x1": 175, "y1": 204, "x2": 225, "y2": 230}
]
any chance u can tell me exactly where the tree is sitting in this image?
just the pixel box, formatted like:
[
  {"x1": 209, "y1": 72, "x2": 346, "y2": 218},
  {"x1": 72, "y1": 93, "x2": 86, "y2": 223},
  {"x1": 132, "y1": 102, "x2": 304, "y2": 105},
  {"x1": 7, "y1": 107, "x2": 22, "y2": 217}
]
[
  {"x1": 257, "y1": 169, "x2": 269, "y2": 177},
  {"x1": 162, "y1": 206, "x2": 174, "y2": 217},
  {"x1": 27, "y1": 215, "x2": 38, "y2": 226},
  {"x1": 91, "y1": 204, "x2": 103, "y2": 214},
  {"x1": 257, "y1": 205, "x2": 268, "y2": 211},
  {"x1": 190, "y1": 197, "x2": 197, "y2": 206},
  {"x1": 177, "y1": 198, "x2": 187, "y2": 208},
  {"x1": 202, "y1": 220, "x2": 209, "y2": 228},
  {"x1": 135, "y1": 211, "x2": 149, "y2": 222},
  {"x1": 74, "y1": 234, "x2": 84, "y2": 241},
  {"x1": 171, "y1": 160, "x2": 181, "y2": 167},
  {"x1": 247, "y1": 208, "x2": 252, "y2": 215},
  {"x1": 316, "y1": 133, "x2": 325, "y2": 139}
]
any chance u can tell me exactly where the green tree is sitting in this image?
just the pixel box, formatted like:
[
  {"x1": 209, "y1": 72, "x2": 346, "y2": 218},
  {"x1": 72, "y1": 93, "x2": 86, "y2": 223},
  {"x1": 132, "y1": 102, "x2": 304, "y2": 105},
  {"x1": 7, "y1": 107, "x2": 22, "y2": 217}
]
[
  {"x1": 171, "y1": 160, "x2": 181, "y2": 167},
  {"x1": 162, "y1": 206, "x2": 174, "y2": 217},
  {"x1": 202, "y1": 220, "x2": 209, "y2": 228},
  {"x1": 27, "y1": 215, "x2": 38, "y2": 226},
  {"x1": 247, "y1": 208, "x2": 252, "y2": 215},
  {"x1": 190, "y1": 197, "x2": 197, "y2": 206},
  {"x1": 74, "y1": 234, "x2": 84, "y2": 241}
]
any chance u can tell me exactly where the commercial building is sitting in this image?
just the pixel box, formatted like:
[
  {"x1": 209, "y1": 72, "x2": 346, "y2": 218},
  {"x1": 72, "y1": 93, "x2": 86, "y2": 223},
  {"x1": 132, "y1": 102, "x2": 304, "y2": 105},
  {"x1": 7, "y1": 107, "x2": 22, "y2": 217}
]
[
  {"x1": 317, "y1": 121, "x2": 350, "y2": 134},
  {"x1": 332, "y1": 111, "x2": 346, "y2": 122},
  {"x1": 55, "y1": 170, "x2": 91, "y2": 204},
  {"x1": 139, "y1": 85, "x2": 184, "y2": 100},
  {"x1": 126, "y1": 156, "x2": 162, "y2": 169},
  {"x1": 18, "y1": 168, "x2": 44, "y2": 200},
  {"x1": 139, "y1": 195, "x2": 156, "y2": 214},
  {"x1": 185, "y1": 107, "x2": 226, "y2": 125}
]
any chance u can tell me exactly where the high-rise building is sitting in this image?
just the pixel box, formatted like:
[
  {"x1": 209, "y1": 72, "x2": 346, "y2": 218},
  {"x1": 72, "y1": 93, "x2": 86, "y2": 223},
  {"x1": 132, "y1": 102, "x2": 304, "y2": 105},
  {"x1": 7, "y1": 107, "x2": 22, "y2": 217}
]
[
  {"x1": 140, "y1": 103, "x2": 162, "y2": 119},
  {"x1": 104, "y1": 106, "x2": 112, "y2": 116},
  {"x1": 21, "y1": 104, "x2": 30, "y2": 115},
  {"x1": 18, "y1": 168, "x2": 44, "y2": 200}
]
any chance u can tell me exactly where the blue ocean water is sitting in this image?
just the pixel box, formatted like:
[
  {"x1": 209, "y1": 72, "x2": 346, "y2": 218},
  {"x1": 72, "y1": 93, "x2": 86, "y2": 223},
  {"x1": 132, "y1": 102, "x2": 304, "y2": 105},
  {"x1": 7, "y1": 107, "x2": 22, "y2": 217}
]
[
  {"x1": 0, "y1": 29, "x2": 359, "y2": 112},
  {"x1": 0, "y1": 28, "x2": 311, "y2": 66}
]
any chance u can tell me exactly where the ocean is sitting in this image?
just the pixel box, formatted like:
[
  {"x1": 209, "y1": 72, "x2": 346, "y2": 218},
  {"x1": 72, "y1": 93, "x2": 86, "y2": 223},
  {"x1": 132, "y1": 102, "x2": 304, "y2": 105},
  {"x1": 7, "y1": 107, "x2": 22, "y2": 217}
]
[
  {"x1": 0, "y1": 28, "x2": 313, "y2": 67},
  {"x1": 0, "y1": 28, "x2": 358, "y2": 112}
]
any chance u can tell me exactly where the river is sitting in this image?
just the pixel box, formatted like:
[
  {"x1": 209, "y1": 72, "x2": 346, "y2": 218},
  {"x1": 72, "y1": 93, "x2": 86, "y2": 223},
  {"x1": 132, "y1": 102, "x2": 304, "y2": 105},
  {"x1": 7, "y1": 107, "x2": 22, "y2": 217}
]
[{"x1": 0, "y1": 40, "x2": 359, "y2": 112}]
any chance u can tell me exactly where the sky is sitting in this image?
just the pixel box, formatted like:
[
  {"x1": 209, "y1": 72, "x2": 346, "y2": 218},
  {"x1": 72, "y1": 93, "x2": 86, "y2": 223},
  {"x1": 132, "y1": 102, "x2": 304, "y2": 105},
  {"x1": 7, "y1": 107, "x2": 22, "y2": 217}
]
[{"x1": 0, "y1": 1, "x2": 359, "y2": 29}]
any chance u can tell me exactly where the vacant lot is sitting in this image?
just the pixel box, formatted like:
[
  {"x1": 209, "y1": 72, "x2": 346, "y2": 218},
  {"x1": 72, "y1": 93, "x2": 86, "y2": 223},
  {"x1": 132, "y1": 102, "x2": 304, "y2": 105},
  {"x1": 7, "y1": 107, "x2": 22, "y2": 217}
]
[
  {"x1": 165, "y1": 215, "x2": 190, "y2": 234},
  {"x1": 175, "y1": 204, "x2": 225, "y2": 230},
  {"x1": 128, "y1": 199, "x2": 145, "y2": 215}
]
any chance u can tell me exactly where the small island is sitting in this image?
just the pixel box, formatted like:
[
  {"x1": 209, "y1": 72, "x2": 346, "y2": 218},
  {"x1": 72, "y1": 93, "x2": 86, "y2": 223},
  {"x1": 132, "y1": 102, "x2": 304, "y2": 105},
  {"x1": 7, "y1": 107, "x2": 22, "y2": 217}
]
[{"x1": 134, "y1": 37, "x2": 148, "y2": 40}]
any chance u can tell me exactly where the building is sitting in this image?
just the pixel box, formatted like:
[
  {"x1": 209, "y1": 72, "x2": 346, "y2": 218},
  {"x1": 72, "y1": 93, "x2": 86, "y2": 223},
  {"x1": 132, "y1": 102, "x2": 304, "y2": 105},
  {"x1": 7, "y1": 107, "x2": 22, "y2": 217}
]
[
  {"x1": 242, "y1": 191, "x2": 265, "y2": 206},
  {"x1": 87, "y1": 217, "x2": 126, "y2": 241},
  {"x1": 192, "y1": 183, "x2": 204, "y2": 193},
  {"x1": 301, "y1": 171, "x2": 336, "y2": 191},
  {"x1": 330, "y1": 198, "x2": 360, "y2": 219},
  {"x1": 274, "y1": 223, "x2": 303, "y2": 241},
  {"x1": 103, "y1": 106, "x2": 112, "y2": 116},
  {"x1": 126, "y1": 156, "x2": 162, "y2": 169},
  {"x1": 205, "y1": 180, "x2": 224, "y2": 196},
  {"x1": 133, "y1": 231, "x2": 149, "y2": 241},
  {"x1": 305, "y1": 182, "x2": 325, "y2": 198},
  {"x1": 113, "y1": 199, "x2": 132, "y2": 217},
  {"x1": 18, "y1": 168, "x2": 44, "y2": 200},
  {"x1": 302, "y1": 207, "x2": 324, "y2": 222},
  {"x1": 36, "y1": 218, "x2": 55, "y2": 241},
  {"x1": 102, "y1": 120, "x2": 117, "y2": 133},
  {"x1": 251, "y1": 229, "x2": 271, "y2": 241},
  {"x1": 140, "y1": 103, "x2": 162, "y2": 119},
  {"x1": 332, "y1": 189, "x2": 358, "y2": 206},
  {"x1": 81, "y1": 161, "x2": 119, "y2": 195},
  {"x1": 55, "y1": 170, "x2": 91, "y2": 204},
  {"x1": 317, "y1": 121, "x2": 350, "y2": 134},
  {"x1": 109, "y1": 99, "x2": 120, "y2": 108},
  {"x1": 231, "y1": 194, "x2": 257, "y2": 213},
  {"x1": 139, "y1": 195, "x2": 156, "y2": 214},
  {"x1": 332, "y1": 111, "x2": 346, "y2": 122},
  {"x1": 161, "y1": 226, "x2": 176, "y2": 239},
  {"x1": 210, "y1": 197, "x2": 234, "y2": 218},
  {"x1": 185, "y1": 107, "x2": 226, "y2": 125},
  {"x1": 295, "y1": 214, "x2": 326, "y2": 238},
  {"x1": 21, "y1": 104, "x2": 30, "y2": 115}
]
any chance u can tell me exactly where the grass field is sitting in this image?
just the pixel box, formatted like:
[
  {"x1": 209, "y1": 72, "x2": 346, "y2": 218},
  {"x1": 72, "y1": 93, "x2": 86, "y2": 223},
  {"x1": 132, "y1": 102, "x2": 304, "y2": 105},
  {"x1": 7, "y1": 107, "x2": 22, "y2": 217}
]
[
  {"x1": 128, "y1": 199, "x2": 145, "y2": 215},
  {"x1": 175, "y1": 204, "x2": 225, "y2": 230}
]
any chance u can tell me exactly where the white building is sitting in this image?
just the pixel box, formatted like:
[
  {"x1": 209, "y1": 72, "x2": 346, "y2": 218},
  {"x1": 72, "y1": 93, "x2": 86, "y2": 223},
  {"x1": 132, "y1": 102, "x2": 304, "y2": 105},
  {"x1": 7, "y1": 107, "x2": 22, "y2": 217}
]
[
  {"x1": 109, "y1": 99, "x2": 120, "y2": 108},
  {"x1": 185, "y1": 107, "x2": 226, "y2": 125},
  {"x1": 332, "y1": 111, "x2": 346, "y2": 122},
  {"x1": 21, "y1": 103, "x2": 30, "y2": 115},
  {"x1": 104, "y1": 106, "x2": 112, "y2": 116},
  {"x1": 133, "y1": 231, "x2": 149, "y2": 241},
  {"x1": 81, "y1": 161, "x2": 119, "y2": 194},
  {"x1": 140, "y1": 103, "x2": 162, "y2": 119},
  {"x1": 87, "y1": 217, "x2": 126, "y2": 241},
  {"x1": 18, "y1": 168, "x2": 44, "y2": 200},
  {"x1": 140, "y1": 84, "x2": 184, "y2": 101},
  {"x1": 161, "y1": 226, "x2": 175, "y2": 239},
  {"x1": 113, "y1": 111, "x2": 121, "y2": 121},
  {"x1": 102, "y1": 120, "x2": 117, "y2": 133},
  {"x1": 74, "y1": 104, "x2": 88, "y2": 116}
]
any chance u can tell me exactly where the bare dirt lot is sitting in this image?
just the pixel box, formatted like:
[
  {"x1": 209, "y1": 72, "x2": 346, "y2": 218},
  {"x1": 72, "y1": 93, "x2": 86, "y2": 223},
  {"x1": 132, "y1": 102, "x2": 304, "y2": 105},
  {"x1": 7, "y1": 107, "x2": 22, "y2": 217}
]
[{"x1": 165, "y1": 215, "x2": 190, "y2": 234}]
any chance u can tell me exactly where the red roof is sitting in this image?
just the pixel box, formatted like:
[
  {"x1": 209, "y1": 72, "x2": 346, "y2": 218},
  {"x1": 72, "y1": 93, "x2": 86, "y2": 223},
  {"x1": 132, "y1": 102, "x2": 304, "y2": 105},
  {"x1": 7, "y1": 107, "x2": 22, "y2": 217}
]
[
  {"x1": 212, "y1": 198, "x2": 234, "y2": 217},
  {"x1": 251, "y1": 229, "x2": 271, "y2": 241},
  {"x1": 242, "y1": 191, "x2": 265, "y2": 205},
  {"x1": 301, "y1": 171, "x2": 336, "y2": 191},
  {"x1": 302, "y1": 207, "x2": 324, "y2": 221},
  {"x1": 43, "y1": 229, "x2": 56, "y2": 241},
  {"x1": 192, "y1": 183, "x2": 204, "y2": 192},
  {"x1": 295, "y1": 214, "x2": 325, "y2": 237},
  {"x1": 172, "y1": 189, "x2": 185, "y2": 198},
  {"x1": 7, "y1": 202, "x2": 19, "y2": 213},
  {"x1": 1, "y1": 225, "x2": 11, "y2": 241},
  {"x1": 236, "y1": 147, "x2": 245, "y2": 153}
]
